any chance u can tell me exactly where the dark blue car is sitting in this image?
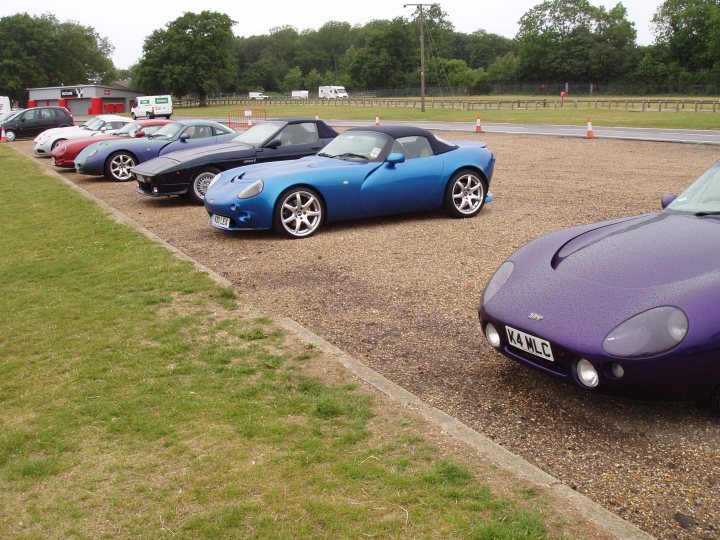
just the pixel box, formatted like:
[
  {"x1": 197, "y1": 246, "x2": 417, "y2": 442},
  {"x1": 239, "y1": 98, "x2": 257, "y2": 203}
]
[
  {"x1": 74, "y1": 119, "x2": 235, "y2": 181},
  {"x1": 204, "y1": 126, "x2": 495, "y2": 238},
  {"x1": 479, "y1": 160, "x2": 720, "y2": 408}
]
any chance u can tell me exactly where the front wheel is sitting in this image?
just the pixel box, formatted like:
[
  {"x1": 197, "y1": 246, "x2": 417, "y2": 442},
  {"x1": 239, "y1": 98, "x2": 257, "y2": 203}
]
[
  {"x1": 444, "y1": 169, "x2": 487, "y2": 218},
  {"x1": 131, "y1": 113, "x2": 137, "y2": 120},
  {"x1": 51, "y1": 138, "x2": 66, "y2": 151},
  {"x1": 105, "y1": 151, "x2": 137, "y2": 182},
  {"x1": 4, "y1": 129, "x2": 16, "y2": 142},
  {"x1": 189, "y1": 166, "x2": 221, "y2": 204},
  {"x1": 273, "y1": 187, "x2": 324, "y2": 238}
]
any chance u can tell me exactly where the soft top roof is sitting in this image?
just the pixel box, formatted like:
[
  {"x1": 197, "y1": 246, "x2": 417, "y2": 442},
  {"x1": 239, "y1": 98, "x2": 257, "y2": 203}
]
[
  {"x1": 346, "y1": 125, "x2": 456, "y2": 154},
  {"x1": 271, "y1": 118, "x2": 339, "y2": 139}
]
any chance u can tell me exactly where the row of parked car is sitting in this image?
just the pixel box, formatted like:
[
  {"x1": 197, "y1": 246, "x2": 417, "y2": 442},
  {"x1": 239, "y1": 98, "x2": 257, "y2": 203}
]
[{"x1": 16, "y1": 109, "x2": 720, "y2": 411}]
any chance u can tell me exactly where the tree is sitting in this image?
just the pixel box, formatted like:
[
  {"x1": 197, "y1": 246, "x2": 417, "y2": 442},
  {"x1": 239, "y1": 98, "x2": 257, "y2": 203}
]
[
  {"x1": 516, "y1": 0, "x2": 637, "y2": 83},
  {"x1": 134, "y1": 11, "x2": 236, "y2": 105},
  {"x1": 652, "y1": 0, "x2": 720, "y2": 72},
  {"x1": 0, "y1": 13, "x2": 116, "y2": 105},
  {"x1": 282, "y1": 66, "x2": 304, "y2": 92}
]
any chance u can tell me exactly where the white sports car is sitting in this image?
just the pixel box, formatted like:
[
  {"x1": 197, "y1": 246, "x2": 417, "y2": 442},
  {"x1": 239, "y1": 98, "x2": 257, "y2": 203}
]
[{"x1": 33, "y1": 115, "x2": 132, "y2": 156}]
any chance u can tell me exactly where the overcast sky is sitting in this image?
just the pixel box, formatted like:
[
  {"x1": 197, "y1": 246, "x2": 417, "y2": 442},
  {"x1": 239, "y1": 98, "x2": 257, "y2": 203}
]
[{"x1": 1, "y1": 0, "x2": 664, "y2": 69}]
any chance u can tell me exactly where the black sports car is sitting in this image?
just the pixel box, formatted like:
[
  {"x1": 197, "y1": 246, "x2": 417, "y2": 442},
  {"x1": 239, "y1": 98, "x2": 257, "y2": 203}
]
[{"x1": 132, "y1": 118, "x2": 339, "y2": 203}]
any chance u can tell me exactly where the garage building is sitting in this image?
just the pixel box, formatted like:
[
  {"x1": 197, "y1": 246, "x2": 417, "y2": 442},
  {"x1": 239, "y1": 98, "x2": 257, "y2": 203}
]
[{"x1": 27, "y1": 84, "x2": 145, "y2": 116}]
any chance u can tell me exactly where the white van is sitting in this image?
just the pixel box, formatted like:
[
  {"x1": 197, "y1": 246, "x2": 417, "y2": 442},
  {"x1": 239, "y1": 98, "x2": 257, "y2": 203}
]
[
  {"x1": 319, "y1": 86, "x2": 349, "y2": 99},
  {"x1": 0, "y1": 96, "x2": 11, "y2": 113},
  {"x1": 291, "y1": 90, "x2": 309, "y2": 100},
  {"x1": 249, "y1": 92, "x2": 269, "y2": 100},
  {"x1": 130, "y1": 95, "x2": 173, "y2": 119}
]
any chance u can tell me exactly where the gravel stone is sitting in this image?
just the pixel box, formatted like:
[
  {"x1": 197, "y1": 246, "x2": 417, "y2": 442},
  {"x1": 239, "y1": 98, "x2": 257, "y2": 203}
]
[{"x1": 14, "y1": 131, "x2": 720, "y2": 540}]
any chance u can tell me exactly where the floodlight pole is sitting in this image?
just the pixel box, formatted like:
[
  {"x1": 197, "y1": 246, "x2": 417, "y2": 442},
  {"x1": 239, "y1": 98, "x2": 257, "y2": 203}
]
[{"x1": 405, "y1": 3, "x2": 432, "y2": 112}]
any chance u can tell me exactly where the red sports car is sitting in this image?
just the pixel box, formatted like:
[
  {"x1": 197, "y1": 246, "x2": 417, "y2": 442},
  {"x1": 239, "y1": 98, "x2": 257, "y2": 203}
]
[{"x1": 51, "y1": 119, "x2": 171, "y2": 168}]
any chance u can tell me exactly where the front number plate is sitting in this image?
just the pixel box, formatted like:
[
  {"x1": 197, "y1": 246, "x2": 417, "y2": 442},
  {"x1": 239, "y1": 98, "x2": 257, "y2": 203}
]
[
  {"x1": 505, "y1": 326, "x2": 554, "y2": 362},
  {"x1": 211, "y1": 214, "x2": 231, "y2": 228}
]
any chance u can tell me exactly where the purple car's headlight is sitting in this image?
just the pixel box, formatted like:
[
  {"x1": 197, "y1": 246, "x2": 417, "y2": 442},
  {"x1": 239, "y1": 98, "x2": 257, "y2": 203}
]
[
  {"x1": 602, "y1": 306, "x2": 688, "y2": 358},
  {"x1": 481, "y1": 261, "x2": 514, "y2": 306}
]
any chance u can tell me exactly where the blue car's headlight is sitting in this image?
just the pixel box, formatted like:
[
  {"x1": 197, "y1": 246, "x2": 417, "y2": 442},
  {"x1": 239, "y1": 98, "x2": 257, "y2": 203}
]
[
  {"x1": 207, "y1": 172, "x2": 222, "y2": 191},
  {"x1": 481, "y1": 261, "x2": 514, "y2": 306},
  {"x1": 602, "y1": 306, "x2": 688, "y2": 358},
  {"x1": 238, "y1": 179, "x2": 264, "y2": 199}
]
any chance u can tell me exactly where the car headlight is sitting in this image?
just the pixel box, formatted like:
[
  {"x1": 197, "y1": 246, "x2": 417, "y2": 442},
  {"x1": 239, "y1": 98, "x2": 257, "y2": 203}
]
[
  {"x1": 237, "y1": 179, "x2": 264, "y2": 199},
  {"x1": 87, "y1": 148, "x2": 99, "y2": 158},
  {"x1": 207, "y1": 172, "x2": 222, "y2": 191},
  {"x1": 481, "y1": 261, "x2": 514, "y2": 306},
  {"x1": 602, "y1": 306, "x2": 688, "y2": 358}
]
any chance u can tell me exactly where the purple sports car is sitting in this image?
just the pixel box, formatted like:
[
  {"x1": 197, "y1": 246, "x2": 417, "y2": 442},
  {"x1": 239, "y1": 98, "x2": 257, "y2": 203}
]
[{"x1": 479, "y1": 160, "x2": 720, "y2": 407}]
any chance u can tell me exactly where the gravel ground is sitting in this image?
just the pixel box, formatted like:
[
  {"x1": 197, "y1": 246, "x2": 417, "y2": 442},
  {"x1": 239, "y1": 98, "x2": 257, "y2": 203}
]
[{"x1": 14, "y1": 132, "x2": 720, "y2": 539}]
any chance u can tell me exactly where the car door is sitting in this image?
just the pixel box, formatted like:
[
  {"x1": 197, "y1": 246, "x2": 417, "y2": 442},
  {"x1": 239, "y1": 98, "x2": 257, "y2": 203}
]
[
  {"x1": 359, "y1": 136, "x2": 445, "y2": 217},
  {"x1": 158, "y1": 125, "x2": 220, "y2": 155},
  {"x1": 257, "y1": 122, "x2": 324, "y2": 163},
  {"x1": 17, "y1": 109, "x2": 41, "y2": 136}
]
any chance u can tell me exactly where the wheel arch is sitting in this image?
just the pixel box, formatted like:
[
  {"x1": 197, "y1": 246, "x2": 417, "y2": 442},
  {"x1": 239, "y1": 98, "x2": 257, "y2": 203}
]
[{"x1": 446, "y1": 165, "x2": 488, "y2": 189}]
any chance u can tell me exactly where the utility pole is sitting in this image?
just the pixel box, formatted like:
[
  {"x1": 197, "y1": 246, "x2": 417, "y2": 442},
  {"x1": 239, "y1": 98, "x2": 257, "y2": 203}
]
[{"x1": 404, "y1": 3, "x2": 432, "y2": 112}]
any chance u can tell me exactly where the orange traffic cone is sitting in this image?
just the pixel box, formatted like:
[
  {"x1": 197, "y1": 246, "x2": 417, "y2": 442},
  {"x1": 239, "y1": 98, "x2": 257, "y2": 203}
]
[
  {"x1": 375, "y1": 114, "x2": 380, "y2": 126},
  {"x1": 475, "y1": 114, "x2": 484, "y2": 134},
  {"x1": 585, "y1": 116, "x2": 596, "y2": 139},
  {"x1": 0, "y1": 127, "x2": 6, "y2": 143}
]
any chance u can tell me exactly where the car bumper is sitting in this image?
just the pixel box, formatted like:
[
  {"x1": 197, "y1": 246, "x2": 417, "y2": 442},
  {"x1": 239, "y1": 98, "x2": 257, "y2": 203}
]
[
  {"x1": 204, "y1": 198, "x2": 274, "y2": 231},
  {"x1": 52, "y1": 156, "x2": 74, "y2": 168},
  {"x1": 33, "y1": 142, "x2": 52, "y2": 156},
  {"x1": 135, "y1": 174, "x2": 190, "y2": 197},
  {"x1": 478, "y1": 307, "x2": 719, "y2": 403}
]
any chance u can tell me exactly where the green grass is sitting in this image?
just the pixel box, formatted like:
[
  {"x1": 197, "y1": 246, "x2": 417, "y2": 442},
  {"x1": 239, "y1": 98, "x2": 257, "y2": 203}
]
[
  {"x1": 172, "y1": 100, "x2": 720, "y2": 130},
  {"x1": 0, "y1": 147, "x2": 568, "y2": 537}
]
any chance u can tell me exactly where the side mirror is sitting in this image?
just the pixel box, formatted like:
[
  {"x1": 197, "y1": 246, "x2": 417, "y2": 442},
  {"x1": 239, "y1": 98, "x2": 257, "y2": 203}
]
[
  {"x1": 661, "y1": 193, "x2": 677, "y2": 209},
  {"x1": 386, "y1": 152, "x2": 405, "y2": 167},
  {"x1": 134, "y1": 130, "x2": 145, "y2": 138},
  {"x1": 179, "y1": 133, "x2": 190, "y2": 142},
  {"x1": 265, "y1": 138, "x2": 281, "y2": 149}
]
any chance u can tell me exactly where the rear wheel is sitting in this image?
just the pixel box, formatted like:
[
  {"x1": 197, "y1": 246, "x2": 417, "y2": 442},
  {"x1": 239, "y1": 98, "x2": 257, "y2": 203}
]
[
  {"x1": 190, "y1": 166, "x2": 221, "y2": 204},
  {"x1": 443, "y1": 169, "x2": 487, "y2": 218},
  {"x1": 4, "y1": 129, "x2": 16, "y2": 142},
  {"x1": 273, "y1": 187, "x2": 324, "y2": 238},
  {"x1": 105, "y1": 151, "x2": 137, "y2": 182}
]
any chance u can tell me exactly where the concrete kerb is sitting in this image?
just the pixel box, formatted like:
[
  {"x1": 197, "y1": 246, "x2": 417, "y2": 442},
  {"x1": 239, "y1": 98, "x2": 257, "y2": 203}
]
[{"x1": 18, "y1": 145, "x2": 654, "y2": 540}]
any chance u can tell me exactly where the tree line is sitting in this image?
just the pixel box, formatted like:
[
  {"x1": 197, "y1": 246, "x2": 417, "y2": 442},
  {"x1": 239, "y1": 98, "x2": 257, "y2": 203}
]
[{"x1": 2, "y1": 1, "x2": 720, "y2": 106}]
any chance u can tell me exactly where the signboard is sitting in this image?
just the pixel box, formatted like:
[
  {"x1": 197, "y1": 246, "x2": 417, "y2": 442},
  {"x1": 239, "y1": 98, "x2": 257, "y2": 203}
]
[
  {"x1": 60, "y1": 88, "x2": 84, "y2": 98},
  {"x1": 103, "y1": 89, "x2": 111, "y2": 96}
]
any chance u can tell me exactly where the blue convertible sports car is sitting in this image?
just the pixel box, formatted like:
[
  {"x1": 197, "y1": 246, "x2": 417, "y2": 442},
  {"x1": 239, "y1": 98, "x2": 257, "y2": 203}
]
[
  {"x1": 74, "y1": 119, "x2": 236, "y2": 181},
  {"x1": 204, "y1": 126, "x2": 495, "y2": 238}
]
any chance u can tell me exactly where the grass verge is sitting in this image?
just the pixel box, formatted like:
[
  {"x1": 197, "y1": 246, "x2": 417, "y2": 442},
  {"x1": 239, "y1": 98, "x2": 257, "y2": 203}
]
[{"x1": 0, "y1": 146, "x2": 575, "y2": 538}]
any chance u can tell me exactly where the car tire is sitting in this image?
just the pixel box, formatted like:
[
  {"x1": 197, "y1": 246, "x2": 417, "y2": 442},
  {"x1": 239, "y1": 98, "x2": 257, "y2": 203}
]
[
  {"x1": 4, "y1": 129, "x2": 16, "y2": 142},
  {"x1": 105, "y1": 151, "x2": 137, "y2": 182},
  {"x1": 165, "y1": 115, "x2": 171, "y2": 119},
  {"x1": 131, "y1": 113, "x2": 137, "y2": 120},
  {"x1": 51, "y1": 138, "x2": 66, "y2": 151},
  {"x1": 273, "y1": 187, "x2": 324, "y2": 239},
  {"x1": 190, "y1": 166, "x2": 221, "y2": 204},
  {"x1": 148, "y1": 111, "x2": 155, "y2": 119},
  {"x1": 443, "y1": 169, "x2": 487, "y2": 218}
]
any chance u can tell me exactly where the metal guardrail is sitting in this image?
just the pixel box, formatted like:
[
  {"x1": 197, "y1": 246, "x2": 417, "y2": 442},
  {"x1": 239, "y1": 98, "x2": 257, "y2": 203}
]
[{"x1": 175, "y1": 97, "x2": 720, "y2": 113}]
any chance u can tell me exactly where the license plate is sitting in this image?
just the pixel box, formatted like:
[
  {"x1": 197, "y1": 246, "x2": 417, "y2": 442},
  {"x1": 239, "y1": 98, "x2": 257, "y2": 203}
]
[
  {"x1": 211, "y1": 214, "x2": 231, "y2": 228},
  {"x1": 505, "y1": 326, "x2": 554, "y2": 362}
]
